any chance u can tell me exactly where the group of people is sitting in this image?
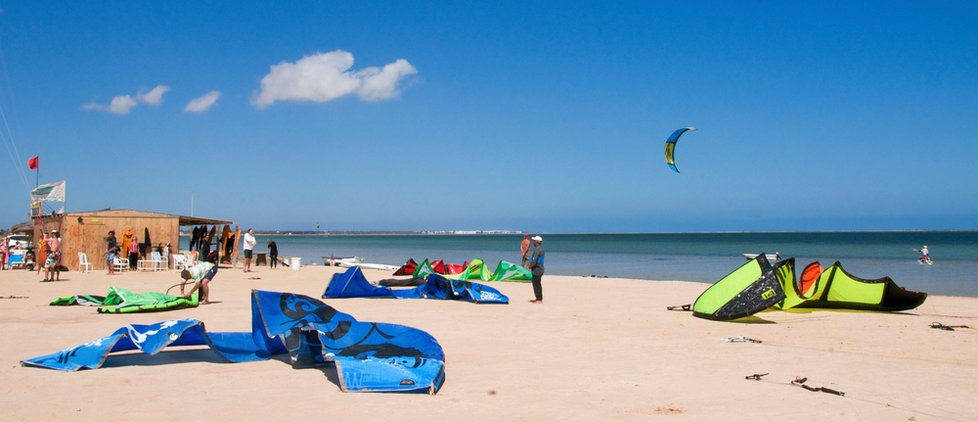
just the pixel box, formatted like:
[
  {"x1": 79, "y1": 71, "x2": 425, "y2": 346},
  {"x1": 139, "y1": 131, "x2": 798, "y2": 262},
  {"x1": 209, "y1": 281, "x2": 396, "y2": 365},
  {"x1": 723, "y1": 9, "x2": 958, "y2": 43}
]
[
  {"x1": 2, "y1": 229, "x2": 65, "y2": 280},
  {"x1": 520, "y1": 234, "x2": 546, "y2": 304},
  {"x1": 237, "y1": 228, "x2": 279, "y2": 271},
  {"x1": 40, "y1": 230, "x2": 61, "y2": 281},
  {"x1": 103, "y1": 230, "x2": 171, "y2": 275}
]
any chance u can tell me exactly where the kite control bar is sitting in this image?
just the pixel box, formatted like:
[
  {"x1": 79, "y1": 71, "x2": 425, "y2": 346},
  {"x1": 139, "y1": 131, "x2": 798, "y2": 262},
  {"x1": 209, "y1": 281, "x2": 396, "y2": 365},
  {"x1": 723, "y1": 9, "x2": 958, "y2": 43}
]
[
  {"x1": 931, "y1": 322, "x2": 971, "y2": 331},
  {"x1": 792, "y1": 377, "x2": 845, "y2": 396}
]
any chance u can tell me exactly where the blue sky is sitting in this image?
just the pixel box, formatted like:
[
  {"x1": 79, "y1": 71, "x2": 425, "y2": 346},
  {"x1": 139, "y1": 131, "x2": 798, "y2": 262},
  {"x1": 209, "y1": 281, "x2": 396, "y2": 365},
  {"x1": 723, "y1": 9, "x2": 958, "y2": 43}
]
[{"x1": 1, "y1": 1, "x2": 976, "y2": 232}]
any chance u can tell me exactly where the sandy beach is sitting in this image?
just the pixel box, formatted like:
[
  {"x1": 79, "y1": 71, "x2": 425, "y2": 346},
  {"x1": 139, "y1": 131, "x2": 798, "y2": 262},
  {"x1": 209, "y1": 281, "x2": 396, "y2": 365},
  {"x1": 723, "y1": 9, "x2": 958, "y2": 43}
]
[{"x1": 1, "y1": 265, "x2": 977, "y2": 421}]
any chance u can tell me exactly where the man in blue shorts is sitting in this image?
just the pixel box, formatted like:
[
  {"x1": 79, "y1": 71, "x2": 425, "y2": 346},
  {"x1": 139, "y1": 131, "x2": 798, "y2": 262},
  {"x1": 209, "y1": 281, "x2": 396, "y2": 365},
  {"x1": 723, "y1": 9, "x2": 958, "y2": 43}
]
[{"x1": 181, "y1": 260, "x2": 218, "y2": 303}]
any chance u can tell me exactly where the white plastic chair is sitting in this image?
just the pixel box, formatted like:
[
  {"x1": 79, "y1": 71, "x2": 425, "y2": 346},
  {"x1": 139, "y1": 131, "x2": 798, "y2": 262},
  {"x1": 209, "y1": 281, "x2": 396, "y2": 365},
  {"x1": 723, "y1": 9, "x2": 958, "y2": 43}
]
[
  {"x1": 77, "y1": 252, "x2": 93, "y2": 273},
  {"x1": 138, "y1": 252, "x2": 166, "y2": 271},
  {"x1": 113, "y1": 256, "x2": 129, "y2": 272},
  {"x1": 172, "y1": 254, "x2": 188, "y2": 271},
  {"x1": 153, "y1": 251, "x2": 168, "y2": 271}
]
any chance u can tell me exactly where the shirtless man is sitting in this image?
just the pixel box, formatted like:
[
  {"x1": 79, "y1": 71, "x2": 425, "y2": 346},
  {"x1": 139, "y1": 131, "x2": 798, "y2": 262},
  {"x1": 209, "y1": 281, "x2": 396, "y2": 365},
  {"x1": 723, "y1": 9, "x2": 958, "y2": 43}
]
[{"x1": 42, "y1": 230, "x2": 62, "y2": 282}]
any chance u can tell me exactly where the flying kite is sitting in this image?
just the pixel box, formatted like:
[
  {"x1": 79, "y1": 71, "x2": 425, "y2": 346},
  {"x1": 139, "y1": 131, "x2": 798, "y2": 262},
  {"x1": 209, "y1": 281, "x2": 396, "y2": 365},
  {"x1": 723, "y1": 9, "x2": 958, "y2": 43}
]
[{"x1": 664, "y1": 127, "x2": 696, "y2": 173}]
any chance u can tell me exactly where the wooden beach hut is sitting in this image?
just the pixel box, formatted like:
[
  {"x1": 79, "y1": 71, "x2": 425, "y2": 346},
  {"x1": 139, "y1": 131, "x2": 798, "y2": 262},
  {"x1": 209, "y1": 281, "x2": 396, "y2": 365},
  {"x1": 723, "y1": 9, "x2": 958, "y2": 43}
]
[{"x1": 32, "y1": 209, "x2": 234, "y2": 271}]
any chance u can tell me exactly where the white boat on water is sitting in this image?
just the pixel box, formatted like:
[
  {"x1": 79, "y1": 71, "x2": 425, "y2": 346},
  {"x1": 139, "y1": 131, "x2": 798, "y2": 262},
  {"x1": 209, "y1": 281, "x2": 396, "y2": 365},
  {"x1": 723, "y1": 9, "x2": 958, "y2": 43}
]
[
  {"x1": 334, "y1": 258, "x2": 399, "y2": 271},
  {"x1": 323, "y1": 256, "x2": 399, "y2": 271},
  {"x1": 742, "y1": 252, "x2": 781, "y2": 262},
  {"x1": 322, "y1": 255, "x2": 360, "y2": 266}
]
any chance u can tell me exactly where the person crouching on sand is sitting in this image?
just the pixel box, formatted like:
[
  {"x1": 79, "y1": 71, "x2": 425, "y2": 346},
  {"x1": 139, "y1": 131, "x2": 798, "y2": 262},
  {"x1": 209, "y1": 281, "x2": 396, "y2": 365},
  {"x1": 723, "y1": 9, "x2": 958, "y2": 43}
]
[{"x1": 181, "y1": 260, "x2": 218, "y2": 304}]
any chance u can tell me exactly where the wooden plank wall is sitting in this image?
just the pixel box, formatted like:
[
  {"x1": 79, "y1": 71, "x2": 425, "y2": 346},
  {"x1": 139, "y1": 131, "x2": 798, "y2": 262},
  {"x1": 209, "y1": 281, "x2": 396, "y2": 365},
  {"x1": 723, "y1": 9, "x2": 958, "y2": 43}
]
[{"x1": 34, "y1": 210, "x2": 180, "y2": 271}]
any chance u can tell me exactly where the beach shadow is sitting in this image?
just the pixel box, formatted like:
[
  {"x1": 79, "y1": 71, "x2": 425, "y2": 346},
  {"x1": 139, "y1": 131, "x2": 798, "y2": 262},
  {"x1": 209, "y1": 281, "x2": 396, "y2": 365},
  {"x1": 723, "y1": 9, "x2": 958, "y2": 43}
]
[
  {"x1": 268, "y1": 354, "x2": 342, "y2": 389},
  {"x1": 727, "y1": 315, "x2": 777, "y2": 324},
  {"x1": 101, "y1": 348, "x2": 226, "y2": 368},
  {"x1": 319, "y1": 365, "x2": 342, "y2": 389},
  {"x1": 784, "y1": 308, "x2": 922, "y2": 317}
]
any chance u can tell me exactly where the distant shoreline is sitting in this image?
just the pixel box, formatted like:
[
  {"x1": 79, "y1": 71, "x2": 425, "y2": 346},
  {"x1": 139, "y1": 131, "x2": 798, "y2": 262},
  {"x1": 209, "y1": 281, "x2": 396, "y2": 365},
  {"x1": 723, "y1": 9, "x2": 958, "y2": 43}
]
[{"x1": 177, "y1": 229, "x2": 978, "y2": 237}]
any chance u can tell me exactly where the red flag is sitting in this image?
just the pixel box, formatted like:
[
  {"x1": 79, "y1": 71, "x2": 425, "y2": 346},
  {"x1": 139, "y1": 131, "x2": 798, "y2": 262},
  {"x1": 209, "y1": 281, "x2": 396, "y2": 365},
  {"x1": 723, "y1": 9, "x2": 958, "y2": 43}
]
[{"x1": 27, "y1": 155, "x2": 38, "y2": 170}]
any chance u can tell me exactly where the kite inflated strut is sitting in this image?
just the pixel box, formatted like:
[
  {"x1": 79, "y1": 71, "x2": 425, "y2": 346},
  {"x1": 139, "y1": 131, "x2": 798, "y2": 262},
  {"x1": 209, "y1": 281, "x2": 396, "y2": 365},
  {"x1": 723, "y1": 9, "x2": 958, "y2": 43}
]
[{"x1": 792, "y1": 376, "x2": 845, "y2": 396}]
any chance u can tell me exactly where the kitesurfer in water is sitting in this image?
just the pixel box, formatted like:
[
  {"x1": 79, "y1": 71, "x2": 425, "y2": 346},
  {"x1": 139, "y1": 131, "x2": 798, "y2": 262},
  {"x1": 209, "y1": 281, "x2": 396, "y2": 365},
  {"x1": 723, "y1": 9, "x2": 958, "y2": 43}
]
[
  {"x1": 528, "y1": 236, "x2": 545, "y2": 303},
  {"x1": 920, "y1": 245, "x2": 930, "y2": 263},
  {"x1": 181, "y1": 260, "x2": 218, "y2": 304}
]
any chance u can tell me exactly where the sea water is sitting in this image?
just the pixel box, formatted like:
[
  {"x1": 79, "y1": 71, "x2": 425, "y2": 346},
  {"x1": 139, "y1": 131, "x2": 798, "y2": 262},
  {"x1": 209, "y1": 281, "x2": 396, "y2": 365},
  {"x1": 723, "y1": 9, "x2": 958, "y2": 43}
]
[{"x1": 183, "y1": 231, "x2": 978, "y2": 297}]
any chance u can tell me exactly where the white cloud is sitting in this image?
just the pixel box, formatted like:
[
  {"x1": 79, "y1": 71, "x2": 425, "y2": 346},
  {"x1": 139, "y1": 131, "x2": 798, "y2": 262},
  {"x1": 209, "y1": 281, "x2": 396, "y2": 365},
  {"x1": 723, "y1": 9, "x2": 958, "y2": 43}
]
[
  {"x1": 137, "y1": 85, "x2": 170, "y2": 106},
  {"x1": 82, "y1": 84, "x2": 170, "y2": 115},
  {"x1": 355, "y1": 59, "x2": 418, "y2": 101},
  {"x1": 109, "y1": 95, "x2": 138, "y2": 114},
  {"x1": 252, "y1": 50, "x2": 417, "y2": 108},
  {"x1": 184, "y1": 91, "x2": 221, "y2": 113}
]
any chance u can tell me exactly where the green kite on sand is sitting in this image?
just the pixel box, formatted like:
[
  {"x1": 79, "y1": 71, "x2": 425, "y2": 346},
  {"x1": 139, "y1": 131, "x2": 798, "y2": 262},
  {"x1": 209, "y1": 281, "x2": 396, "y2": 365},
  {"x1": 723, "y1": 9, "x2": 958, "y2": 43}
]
[
  {"x1": 688, "y1": 255, "x2": 927, "y2": 321},
  {"x1": 415, "y1": 258, "x2": 531, "y2": 282},
  {"x1": 51, "y1": 286, "x2": 198, "y2": 313}
]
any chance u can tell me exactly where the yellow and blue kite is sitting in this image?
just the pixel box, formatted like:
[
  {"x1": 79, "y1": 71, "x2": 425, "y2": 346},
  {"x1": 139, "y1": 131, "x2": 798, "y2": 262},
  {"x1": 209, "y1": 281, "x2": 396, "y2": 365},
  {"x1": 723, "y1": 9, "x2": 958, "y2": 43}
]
[{"x1": 664, "y1": 127, "x2": 696, "y2": 173}]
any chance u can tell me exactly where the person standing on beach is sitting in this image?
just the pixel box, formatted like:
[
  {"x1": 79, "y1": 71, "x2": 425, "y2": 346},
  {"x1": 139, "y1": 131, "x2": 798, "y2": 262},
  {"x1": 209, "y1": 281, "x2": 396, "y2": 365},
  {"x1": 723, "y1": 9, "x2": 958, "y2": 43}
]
[
  {"x1": 242, "y1": 228, "x2": 256, "y2": 272},
  {"x1": 128, "y1": 236, "x2": 139, "y2": 270},
  {"x1": 105, "y1": 230, "x2": 118, "y2": 275},
  {"x1": 36, "y1": 234, "x2": 47, "y2": 275},
  {"x1": 267, "y1": 240, "x2": 278, "y2": 269},
  {"x1": 520, "y1": 234, "x2": 531, "y2": 268},
  {"x1": 0, "y1": 240, "x2": 7, "y2": 271},
  {"x1": 528, "y1": 235, "x2": 545, "y2": 303},
  {"x1": 42, "y1": 231, "x2": 62, "y2": 281},
  {"x1": 163, "y1": 243, "x2": 171, "y2": 268},
  {"x1": 200, "y1": 233, "x2": 212, "y2": 263},
  {"x1": 181, "y1": 260, "x2": 218, "y2": 304}
]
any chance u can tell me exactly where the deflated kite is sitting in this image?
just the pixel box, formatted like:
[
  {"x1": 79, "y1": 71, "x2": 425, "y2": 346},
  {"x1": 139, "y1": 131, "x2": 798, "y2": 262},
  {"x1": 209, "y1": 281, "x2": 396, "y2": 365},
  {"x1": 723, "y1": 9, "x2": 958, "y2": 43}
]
[{"x1": 24, "y1": 290, "x2": 446, "y2": 394}]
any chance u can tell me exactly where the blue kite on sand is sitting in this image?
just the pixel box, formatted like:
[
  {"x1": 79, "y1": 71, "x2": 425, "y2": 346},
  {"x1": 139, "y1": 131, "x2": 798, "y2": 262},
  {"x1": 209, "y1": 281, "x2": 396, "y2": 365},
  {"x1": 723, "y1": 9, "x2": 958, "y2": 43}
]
[
  {"x1": 323, "y1": 266, "x2": 509, "y2": 304},
  {"x1": 22, "y1": 290, "x2": 446, "y2": 394}
]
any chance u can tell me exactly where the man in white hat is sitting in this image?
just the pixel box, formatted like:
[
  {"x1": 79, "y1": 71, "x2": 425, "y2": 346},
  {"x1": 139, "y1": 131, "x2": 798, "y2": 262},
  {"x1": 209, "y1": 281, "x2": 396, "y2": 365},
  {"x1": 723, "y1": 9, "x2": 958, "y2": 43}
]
[{"x1": 528, "y1": 236, "x2": 545, "y2": 303}]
